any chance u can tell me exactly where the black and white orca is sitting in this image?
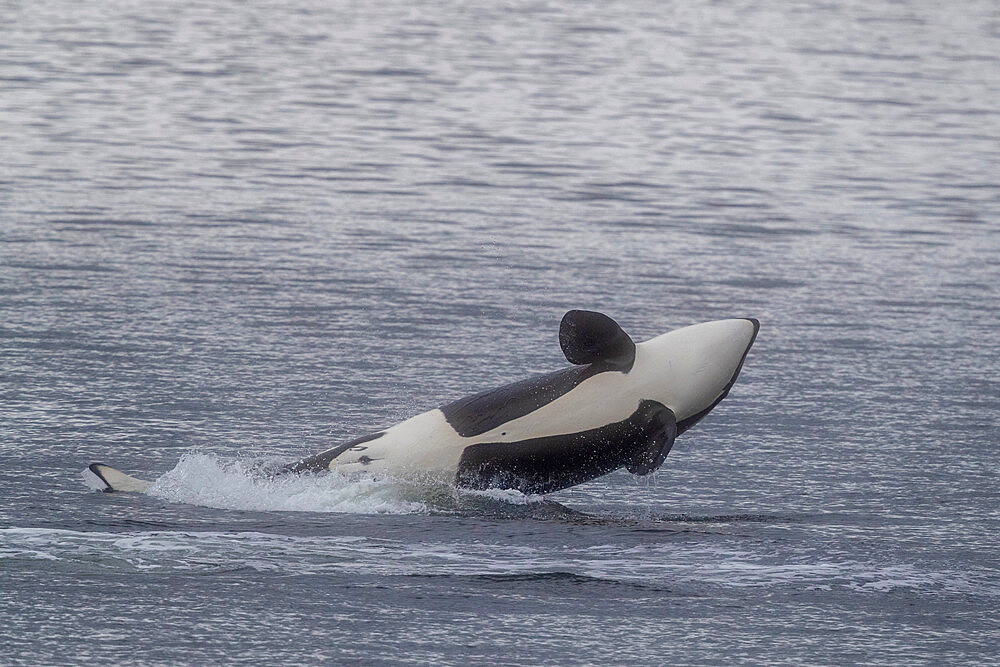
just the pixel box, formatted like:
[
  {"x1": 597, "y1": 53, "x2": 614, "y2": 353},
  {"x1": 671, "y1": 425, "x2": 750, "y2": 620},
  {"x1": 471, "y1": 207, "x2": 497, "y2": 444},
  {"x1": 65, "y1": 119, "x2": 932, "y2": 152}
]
[{"x1": 85, "y1": 311, "x2": 758, "y2": 496}]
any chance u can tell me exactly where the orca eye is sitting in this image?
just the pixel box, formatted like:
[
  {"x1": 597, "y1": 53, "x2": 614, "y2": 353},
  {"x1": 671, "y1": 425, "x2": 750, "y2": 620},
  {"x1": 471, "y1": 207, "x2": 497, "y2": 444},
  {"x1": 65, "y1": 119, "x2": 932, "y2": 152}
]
[{"x1": 501, "y1": 432, "x2": 507, "y2": 436}]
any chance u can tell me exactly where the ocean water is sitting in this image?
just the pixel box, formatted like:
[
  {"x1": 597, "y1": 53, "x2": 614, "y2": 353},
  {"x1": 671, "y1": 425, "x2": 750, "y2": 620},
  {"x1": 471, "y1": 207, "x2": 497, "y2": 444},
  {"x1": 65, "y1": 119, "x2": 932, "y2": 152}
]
[{"x1": 2, "y1": 0, "x2": 999, "y2": 664}]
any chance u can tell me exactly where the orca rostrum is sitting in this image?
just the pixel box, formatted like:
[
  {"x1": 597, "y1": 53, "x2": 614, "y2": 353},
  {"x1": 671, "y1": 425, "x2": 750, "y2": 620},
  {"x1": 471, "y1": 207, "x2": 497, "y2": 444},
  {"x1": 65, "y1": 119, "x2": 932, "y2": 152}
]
[{"x1": 86, "y1": 311, "x2": 758, "y2": 496}]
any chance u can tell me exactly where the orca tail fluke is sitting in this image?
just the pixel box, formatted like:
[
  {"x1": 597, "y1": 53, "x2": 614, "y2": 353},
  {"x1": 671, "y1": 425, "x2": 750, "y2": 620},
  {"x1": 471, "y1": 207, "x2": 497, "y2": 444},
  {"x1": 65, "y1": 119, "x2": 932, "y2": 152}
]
[{"x1": 82, "y1": 463, "x2": 153, "y2": 493}]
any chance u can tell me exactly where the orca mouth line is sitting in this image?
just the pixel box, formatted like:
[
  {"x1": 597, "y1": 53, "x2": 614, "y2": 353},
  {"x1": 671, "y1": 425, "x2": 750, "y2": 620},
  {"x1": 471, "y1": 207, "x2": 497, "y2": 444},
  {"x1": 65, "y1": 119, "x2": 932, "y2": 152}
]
[
  {"x1": 731, "y1": 317, "x2": 760, "y2": 390},
  {"x1": 735, "y1": 318, "x2": 760, "y2": 385}
]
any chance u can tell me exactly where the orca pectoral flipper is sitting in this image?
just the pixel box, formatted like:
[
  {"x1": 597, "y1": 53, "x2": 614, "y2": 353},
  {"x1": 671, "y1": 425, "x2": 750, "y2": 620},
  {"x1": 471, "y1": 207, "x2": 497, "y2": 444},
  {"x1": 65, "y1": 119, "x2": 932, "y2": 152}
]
[
  {"x1": 559, "y1": 310, "x2": 636, "y2": 370},
  {"x1": 83, "y1": 463, "x2": 153, "y2": 493},
  {"x1": 626, "y1": 403, "x2": 677, "y2": 476}
]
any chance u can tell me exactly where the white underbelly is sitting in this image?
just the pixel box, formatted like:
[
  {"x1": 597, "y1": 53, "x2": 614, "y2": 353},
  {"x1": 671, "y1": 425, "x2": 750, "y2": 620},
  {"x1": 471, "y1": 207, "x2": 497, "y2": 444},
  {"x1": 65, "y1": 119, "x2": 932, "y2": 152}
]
[{"x1": 327, "y1": 409, "x2": 467, "y2": 480}]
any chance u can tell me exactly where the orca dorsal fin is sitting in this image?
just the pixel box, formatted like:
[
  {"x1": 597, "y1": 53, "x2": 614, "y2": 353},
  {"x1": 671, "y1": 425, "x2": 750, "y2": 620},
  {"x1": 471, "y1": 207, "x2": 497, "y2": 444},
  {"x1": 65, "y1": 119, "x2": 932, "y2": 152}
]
[{"x1": 559, "y1": 310, "x2": 636, "y2": 370}]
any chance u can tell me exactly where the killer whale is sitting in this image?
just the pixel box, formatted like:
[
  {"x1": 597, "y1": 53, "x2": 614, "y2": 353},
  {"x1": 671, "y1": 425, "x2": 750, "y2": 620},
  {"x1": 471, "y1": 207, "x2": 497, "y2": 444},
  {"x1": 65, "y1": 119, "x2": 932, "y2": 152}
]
[{"x1": 85, "y1": 311, "x2": 758, "y2": 496}]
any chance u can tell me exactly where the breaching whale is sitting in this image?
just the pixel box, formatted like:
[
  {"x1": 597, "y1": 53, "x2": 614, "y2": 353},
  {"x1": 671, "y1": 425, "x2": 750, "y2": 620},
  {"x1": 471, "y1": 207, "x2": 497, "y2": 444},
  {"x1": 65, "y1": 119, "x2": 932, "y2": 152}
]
[{"x1": 85, "y1": 311, "x2": 758, "y2": 496}]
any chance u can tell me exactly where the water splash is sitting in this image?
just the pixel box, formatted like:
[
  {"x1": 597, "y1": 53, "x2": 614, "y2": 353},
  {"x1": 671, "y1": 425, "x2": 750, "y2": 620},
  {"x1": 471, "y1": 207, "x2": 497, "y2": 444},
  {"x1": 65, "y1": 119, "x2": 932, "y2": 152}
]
[
  {"x1": 135, "y1": 452, "x2": 553, "y2": 516},
  {"x1": 146, "y1": 453, "x2": 430, "y2": 515}
]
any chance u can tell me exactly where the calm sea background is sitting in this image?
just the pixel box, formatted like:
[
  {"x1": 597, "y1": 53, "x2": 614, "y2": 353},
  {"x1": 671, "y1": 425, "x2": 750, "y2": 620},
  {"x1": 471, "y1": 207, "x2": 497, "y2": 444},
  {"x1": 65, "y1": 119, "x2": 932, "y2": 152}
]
[{"x1": 2, "y1": 0, "x2": 999, "y2": 664}]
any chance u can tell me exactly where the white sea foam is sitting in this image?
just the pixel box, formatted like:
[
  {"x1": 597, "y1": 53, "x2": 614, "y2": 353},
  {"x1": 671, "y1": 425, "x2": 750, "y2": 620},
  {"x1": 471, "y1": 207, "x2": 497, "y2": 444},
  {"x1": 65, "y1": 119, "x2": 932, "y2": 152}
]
[
  {"x1": 145, "y1": 453, "x2": 429, "y2": 515},
  {"x1": 80, "y1": 452, "x2": 551, "y2": 516},
  {"x1": 455, "y1": 485, "x2": 545, "y2": 506}
]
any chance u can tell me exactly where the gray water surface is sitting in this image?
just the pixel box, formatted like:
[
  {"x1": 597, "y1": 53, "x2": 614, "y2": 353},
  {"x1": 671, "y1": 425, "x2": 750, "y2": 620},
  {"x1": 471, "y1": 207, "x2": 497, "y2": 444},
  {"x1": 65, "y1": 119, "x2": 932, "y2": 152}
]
[{"x1": 2, "y1": 0, "x2": 999, "y2": 664}]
